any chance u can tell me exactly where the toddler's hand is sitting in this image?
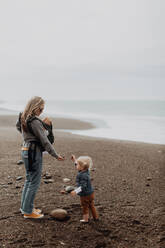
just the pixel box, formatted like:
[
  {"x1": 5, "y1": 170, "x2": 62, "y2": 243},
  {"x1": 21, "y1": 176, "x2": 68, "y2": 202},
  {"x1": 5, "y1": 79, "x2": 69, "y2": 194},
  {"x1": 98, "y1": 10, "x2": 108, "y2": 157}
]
[
  {"x1": 71, "y1": 154, "x2": 76, "y2": 162},
  {"x1": 71, "y1": 191, "x2": 76, "y2": 196}
]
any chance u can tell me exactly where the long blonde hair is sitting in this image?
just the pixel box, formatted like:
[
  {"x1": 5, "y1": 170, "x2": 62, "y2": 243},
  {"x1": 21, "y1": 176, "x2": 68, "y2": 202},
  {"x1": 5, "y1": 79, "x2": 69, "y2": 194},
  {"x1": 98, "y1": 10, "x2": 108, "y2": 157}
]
[{"x1": 21, "y1": 96, "x2": 45, "y2": 131}]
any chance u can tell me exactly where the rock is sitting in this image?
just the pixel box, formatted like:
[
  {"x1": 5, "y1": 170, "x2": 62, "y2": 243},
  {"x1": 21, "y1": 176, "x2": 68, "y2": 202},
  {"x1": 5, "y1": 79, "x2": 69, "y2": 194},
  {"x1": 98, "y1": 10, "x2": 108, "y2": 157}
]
[
  {"x1": 44, "y1": 179, "x2": 54, "y2": 184},
  {"x1": 43, "y1": 172, "x2": 52, "y2": 179},
  {"x1": 16, "y1": 176, "x2": 23, "y2": 181},
  {"x1": 63, "y1": 178, "x2": 71, "y2": 183},
  {"x1": 59, "y1": 241, "x2": 65, "y2": 245},
  {"x1": 146, "y1": 177, "x2": 152, "y2": 181},
  {"x1": 65, "y1": 186, "x2": 75, "y2": 193},
  {"x1": 17, "y1": 160, "x2": 24, "y2": 165},
  {"x1": 50, "y1": 209, "x2": 68, "y2": 220},
  {"x1": 15, "y1": 185, "x2": 21, "y2": 189},
  {"x1": 8, "y1": 181, "x2": 13, "y2": 185}
]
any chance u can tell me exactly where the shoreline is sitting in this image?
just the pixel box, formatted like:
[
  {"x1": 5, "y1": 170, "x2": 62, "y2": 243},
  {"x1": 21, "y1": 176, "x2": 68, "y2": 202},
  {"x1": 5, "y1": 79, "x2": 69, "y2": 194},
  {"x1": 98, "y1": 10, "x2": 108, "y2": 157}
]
[
  {"x1": 0, "y1": 114, "x2": 165, "y2": 146},
  {"x1": 0, "y1": 114, "x2": 95, "y2": 130}
]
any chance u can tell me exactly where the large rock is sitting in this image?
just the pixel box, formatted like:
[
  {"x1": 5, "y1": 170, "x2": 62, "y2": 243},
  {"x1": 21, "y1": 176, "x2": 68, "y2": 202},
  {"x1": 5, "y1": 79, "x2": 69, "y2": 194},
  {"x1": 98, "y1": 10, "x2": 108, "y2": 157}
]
[{"x1": 50, "y1": 209, "x2": 68, "y2": 220}]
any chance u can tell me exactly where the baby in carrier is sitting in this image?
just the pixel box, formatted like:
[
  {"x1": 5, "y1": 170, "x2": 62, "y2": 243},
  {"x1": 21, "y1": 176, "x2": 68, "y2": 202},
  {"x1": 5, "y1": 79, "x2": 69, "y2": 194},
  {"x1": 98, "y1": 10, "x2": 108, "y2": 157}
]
[{"x1": 42, "y1": 117, "x2": 54, "y2": 144}]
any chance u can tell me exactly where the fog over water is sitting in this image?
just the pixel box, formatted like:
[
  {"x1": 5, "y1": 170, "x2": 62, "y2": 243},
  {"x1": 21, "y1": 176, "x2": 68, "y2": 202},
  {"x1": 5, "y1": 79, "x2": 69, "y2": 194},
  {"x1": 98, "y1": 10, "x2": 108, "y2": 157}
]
[{"x1": 0, "y1": 1, "x2": 164, "y2": 144}]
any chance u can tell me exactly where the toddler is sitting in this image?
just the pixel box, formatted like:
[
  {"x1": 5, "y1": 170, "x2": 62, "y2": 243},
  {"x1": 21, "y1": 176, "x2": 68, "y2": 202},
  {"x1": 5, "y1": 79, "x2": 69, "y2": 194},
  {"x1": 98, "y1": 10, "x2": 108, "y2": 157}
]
[{"x1": 71, "y1": 155, "x2": 99, "y2": 223}]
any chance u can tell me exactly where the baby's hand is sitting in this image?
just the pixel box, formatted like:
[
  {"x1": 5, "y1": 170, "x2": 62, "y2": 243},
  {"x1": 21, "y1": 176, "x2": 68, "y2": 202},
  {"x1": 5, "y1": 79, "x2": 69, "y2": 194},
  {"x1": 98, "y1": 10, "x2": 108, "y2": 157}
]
[{"x1": 70, "y1": 191, "x2": 76, "y2": 196}]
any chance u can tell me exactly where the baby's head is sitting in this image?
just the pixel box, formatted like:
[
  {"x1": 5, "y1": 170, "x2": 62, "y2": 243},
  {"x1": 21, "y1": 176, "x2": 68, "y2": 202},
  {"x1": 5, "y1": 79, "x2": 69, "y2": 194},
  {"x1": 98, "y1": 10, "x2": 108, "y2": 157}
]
[
  {"x1": 77, "y1": 156, "x2": 93, "y2": 171},
  {"x1": 42, "y1": 117, "x2": 52, "y2": 126}
]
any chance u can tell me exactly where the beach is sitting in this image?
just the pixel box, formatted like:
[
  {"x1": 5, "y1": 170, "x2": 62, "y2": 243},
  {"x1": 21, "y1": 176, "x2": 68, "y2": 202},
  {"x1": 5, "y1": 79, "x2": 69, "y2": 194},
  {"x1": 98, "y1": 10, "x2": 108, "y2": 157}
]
[{"x1": 0, "y1": 115, "x2": 164, "y2": 248}]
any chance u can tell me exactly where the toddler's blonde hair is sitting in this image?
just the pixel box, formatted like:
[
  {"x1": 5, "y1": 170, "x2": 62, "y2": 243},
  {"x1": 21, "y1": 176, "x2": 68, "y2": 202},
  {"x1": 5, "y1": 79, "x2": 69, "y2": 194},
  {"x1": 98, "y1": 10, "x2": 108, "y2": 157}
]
[{"x1": 77, "y1": 156, "x2": 93, "y2": 170}]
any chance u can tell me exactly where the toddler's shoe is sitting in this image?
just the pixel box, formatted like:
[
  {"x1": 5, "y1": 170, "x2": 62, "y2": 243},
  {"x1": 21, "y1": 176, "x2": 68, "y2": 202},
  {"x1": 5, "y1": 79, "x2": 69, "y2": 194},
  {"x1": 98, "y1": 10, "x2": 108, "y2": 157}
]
[
  {"x1": 24, "y1": 212, "x2": 44, "y2": 219},
  {"x1": 80, "y1": 219, "x2": 89, "y2": 223}
]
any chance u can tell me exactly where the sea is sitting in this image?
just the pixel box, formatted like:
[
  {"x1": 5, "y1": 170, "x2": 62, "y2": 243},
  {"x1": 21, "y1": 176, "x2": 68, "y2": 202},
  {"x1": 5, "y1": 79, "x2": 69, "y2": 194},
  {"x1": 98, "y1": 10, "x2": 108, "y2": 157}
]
[{"x1": 0, "y1": 99, "x2": 165, "y2": 145}]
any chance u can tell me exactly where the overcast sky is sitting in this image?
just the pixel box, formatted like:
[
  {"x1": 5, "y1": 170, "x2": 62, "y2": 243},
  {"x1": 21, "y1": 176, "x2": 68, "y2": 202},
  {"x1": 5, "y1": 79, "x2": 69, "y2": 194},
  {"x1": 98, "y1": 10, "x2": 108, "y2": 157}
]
[{"x1": 0, "y1": 0, "x2": 164, "y2": 101}]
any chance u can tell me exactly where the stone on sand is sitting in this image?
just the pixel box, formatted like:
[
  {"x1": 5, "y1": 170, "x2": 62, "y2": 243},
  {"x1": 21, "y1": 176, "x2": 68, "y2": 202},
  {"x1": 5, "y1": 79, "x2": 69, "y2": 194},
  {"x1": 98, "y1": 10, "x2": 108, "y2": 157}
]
[
  {"x1": 65, "y1": 186, "x2": 75, "y2": 193},
  {"x1": 63, "y1": 178, "x2": 71, "y2": 183},
  {"x1": 17, "y1": 160, "x2": 24, "y2": 165},
  {"x1": 50, "y1": 209, "x2": 68, "y2": 220}
]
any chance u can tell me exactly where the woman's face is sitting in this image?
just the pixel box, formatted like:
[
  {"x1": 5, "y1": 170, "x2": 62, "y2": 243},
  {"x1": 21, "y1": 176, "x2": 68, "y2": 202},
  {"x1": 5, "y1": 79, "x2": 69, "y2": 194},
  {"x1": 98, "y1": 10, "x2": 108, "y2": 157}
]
[{"x1": 35, "y1": 104, "x2": 45, "y2": 116}]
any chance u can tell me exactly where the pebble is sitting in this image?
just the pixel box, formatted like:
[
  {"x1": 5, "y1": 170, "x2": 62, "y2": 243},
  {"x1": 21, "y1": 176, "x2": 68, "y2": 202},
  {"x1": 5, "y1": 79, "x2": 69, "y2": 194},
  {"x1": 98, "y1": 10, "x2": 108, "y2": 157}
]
[
  {"x1": 43, "y1": 172, "x2": 52, "y2": 179},
  {"x1": 16, "y1": 176, "x2": 23, "y2": 181},
  {"x1": 63, "y1": 178, "x2": 71, "y2": 183},
  {"x1": 44, "y1": 179, "x2": 54, "y2": 184},
  {"x1": 17, "y1": 160, "x2": 24, "y2": 165},
  {"x1": 65, "y1": 186, "x2": 75, "y2": 193},
  {"x1": 15, "y1": 185, "x2": 21, "y2": 189},
  {"x1": 8, "y1": 181, "x2": 13, "y2": 185}
]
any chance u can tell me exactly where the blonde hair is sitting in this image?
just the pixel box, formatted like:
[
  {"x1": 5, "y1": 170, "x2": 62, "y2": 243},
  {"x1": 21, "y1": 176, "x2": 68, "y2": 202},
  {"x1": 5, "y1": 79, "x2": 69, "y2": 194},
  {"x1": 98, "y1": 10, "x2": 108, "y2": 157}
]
[
  {"x1": 77, "y1": 156, "x2": 93, "y2": 171},
  {"x1": 21, "y1": 96, "x2": 45, "y2": 131}
]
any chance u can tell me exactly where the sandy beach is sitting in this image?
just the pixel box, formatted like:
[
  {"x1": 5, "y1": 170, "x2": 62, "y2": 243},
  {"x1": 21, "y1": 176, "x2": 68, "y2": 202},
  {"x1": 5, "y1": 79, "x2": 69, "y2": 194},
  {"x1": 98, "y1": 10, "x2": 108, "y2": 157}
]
[{"x1": 0, "y1": 115, "x2": 164, "y2": 248}]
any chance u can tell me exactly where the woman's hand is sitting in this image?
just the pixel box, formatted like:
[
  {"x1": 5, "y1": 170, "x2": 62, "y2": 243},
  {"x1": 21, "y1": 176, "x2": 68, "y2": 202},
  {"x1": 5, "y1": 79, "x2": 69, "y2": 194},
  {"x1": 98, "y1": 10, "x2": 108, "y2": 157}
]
[
  {"x1": 70, "y1": 191, "x2": 76, "y2": 196},
  {"x1": 57, "y1": 155, "x2": 65, "y2": 161}
]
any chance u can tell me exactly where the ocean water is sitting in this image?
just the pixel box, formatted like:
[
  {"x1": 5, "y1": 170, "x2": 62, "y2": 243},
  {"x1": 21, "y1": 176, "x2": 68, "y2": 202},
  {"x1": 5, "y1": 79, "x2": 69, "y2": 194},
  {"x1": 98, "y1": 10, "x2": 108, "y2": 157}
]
[{"x1": 0, "y1": 99, "x2": 165, "y2": 145}]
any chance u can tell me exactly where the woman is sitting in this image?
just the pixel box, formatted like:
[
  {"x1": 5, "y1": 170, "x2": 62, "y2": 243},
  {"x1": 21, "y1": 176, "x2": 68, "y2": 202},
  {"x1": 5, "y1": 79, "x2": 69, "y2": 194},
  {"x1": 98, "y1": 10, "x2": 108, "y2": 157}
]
[{"x1": 16, "y1": 96, "x2": 64, "y2": 219}]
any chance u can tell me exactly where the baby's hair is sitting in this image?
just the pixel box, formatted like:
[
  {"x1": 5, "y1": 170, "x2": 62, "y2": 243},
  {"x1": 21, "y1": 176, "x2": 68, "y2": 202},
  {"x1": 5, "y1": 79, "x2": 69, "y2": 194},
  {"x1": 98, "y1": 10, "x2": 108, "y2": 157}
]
[
  {"x1": 42, "y1": 117, "x2": 52, "y2": 126},
  {"x1": 77, "y1": 156, "x2": 93, "y2": 171}
]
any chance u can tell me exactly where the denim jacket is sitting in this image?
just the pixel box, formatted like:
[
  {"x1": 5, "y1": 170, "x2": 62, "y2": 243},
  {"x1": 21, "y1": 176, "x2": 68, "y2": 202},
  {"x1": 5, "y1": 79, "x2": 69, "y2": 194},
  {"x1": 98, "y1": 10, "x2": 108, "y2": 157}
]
[{"x1": 76, "y1": 170, "x2": 94, "y2": 196}]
